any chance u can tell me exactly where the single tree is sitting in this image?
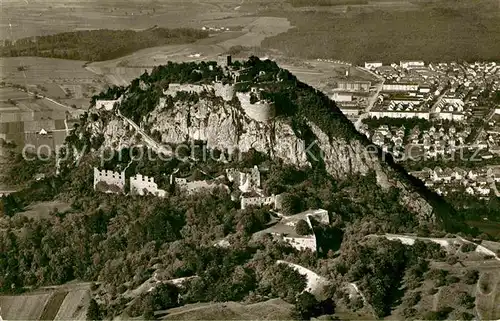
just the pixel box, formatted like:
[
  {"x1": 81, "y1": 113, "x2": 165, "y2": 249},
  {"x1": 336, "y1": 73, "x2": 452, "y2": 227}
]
[
  {"x1": 86, "y1": 298, "x2": 101, "y2": 320},
  {"x1": 296, "y1": 219, "x2": 312, "y2": 236}
]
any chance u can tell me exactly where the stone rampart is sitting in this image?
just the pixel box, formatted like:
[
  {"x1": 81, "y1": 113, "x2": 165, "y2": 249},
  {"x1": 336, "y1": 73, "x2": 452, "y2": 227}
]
[
  {"x1": 236, "y1": 92, "x2": 275, "y2": 123},
  {"x1": 93, "y1": 168, "x2": 125, "y2": 193},
  {"x1": 130, "y1": 173, "x2": 166, "y2": 197}
]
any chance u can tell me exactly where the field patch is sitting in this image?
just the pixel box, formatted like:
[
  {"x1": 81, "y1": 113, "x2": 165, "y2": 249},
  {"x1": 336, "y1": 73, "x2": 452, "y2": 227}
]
[
  {"x1": 161, "y1": 299, "x2": 294, "y2": 320},
  {"x1": 0, "y1": 57, "x2": 105, "y2": 106},
  {"x1": 16, "y1": 200, "x2": 71, "y2": 220},
  {"x1": 262, "y1": 1, "x2": 500, "y2": 63},
  {"x1": 0, "y1": 283, "x2": 91, "y2": 321},
  {"x1": 467, "y1": 220, "x2": 500, "y2": 240},
  {"x1": 85, "y1": 16, "x2": 292, "y2": 86},
  {"x1": 54, "y1": 289, "x2": 90, "y2": 320},
  {"x1": 0, "y1": 293, "x2": 52, "y2": 320}
]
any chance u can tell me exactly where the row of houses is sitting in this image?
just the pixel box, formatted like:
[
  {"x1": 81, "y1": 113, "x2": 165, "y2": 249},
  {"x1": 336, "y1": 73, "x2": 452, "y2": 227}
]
[{"x1": 412, "y1": 166, "x2": 500, "y2": 197}]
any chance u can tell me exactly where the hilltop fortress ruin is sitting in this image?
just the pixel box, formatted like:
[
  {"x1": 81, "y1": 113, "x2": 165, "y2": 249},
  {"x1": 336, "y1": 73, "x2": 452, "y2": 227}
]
[
  {"x1": 94, "y1": 168, "x2": 167, "y2": 196},
  {"x1": 94, "y1": 55, "x2": 277, "y2": 124},
  {"x1": 162, "y1": 82, "x2": 275, "y2": 123},
  {"x1": 163, "y1": 81, "x2": 235, "y2": 102}
]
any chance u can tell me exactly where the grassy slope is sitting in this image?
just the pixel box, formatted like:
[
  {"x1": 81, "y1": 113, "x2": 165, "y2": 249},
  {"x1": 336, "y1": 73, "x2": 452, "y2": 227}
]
[{"x1": 161, "y1": 299, "x2": 294, "y2": 320}]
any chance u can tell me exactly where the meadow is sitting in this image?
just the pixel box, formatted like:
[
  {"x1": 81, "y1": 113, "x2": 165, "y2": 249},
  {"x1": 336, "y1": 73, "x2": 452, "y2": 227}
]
[{"x1": 0, "y1": 283, "x2": 91, "y2": 320}]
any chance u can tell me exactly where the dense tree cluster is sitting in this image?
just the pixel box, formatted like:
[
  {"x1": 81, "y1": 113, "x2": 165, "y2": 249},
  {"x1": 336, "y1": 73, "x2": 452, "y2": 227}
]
[
  {"x1": 333, "y1": 237, "x2": 447, "y2": 318},
  {"x1": 0, "y1": 28, "x2": 208, "y2": 61}
]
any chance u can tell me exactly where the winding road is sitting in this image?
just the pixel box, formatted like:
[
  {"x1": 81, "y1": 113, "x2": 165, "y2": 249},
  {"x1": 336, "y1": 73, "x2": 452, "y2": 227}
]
[{"x1": 355, "y1": 68, "x2": 385, "y2": 130}]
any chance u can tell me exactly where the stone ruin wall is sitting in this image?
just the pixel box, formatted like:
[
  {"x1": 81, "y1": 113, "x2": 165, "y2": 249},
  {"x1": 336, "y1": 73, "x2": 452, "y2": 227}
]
[
  {"x1": 93, "y1": 168, "x2": 126, "y2": 192},
  {"x1": 283, "y1": 236, "x2": 317, "y2": 252},
  {"x1": 241, "y1": 193, "x2": 283, "y2": 210},
  {"x1": 163, "y1": 83, "x2": 235, "y2": 102},
  {"x1": 236, "y1": 92, "x2": 275, "y2": 123},
  {"x1": 226, "y1": 166, "x2": 261, "y2": 193},
  {"x1": 130, "y1": 174, "x2": 166, "y2": 197}
]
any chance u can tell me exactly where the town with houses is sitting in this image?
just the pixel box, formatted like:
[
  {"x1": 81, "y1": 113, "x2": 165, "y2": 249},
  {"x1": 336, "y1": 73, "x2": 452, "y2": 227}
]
[{"x1": 330, "y1": 59, "x2": 500, "y2": 200}]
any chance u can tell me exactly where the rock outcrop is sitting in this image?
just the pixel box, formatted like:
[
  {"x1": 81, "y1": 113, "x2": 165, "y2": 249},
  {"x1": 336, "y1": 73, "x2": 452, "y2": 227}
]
[
  {"x1": 87, "y1": 88, "x2": 436, "y2": 224},
  {"x1": 149, "y1": 98, "x2": 309, "y2": 167}
]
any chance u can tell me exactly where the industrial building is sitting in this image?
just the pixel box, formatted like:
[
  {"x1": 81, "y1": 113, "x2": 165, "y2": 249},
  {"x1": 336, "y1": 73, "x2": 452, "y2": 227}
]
[
  {"x1": 382, "y1": 83, "x2": 419, "y2": 92},
  {"x1": 336, "y1": 80, "x2": 371, "y2": 92},
  {"x1": 400, "y1": 60, "x2": 425, "y2": 69}
]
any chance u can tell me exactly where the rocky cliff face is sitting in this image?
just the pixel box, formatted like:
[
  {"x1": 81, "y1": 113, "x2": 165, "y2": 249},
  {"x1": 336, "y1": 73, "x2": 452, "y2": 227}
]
[
  {"x1": 148, "y1": 98, "x2": 309, "y2": 167},
  {"x1": 87, "y1": 95, "x2": 435, "y2": 223}
]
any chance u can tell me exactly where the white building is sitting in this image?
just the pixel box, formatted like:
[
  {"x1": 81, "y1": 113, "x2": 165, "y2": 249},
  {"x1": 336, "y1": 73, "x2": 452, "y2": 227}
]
[
  {"x1": 382, "y1": 83, "x2": 419, "y2": 92},
  {"x1": 332, "y1": 92, "x2": 353, "y2": 102},
  {"x1": 400, "y1": 60, "x2": 425, "y2": 69},
  {"x1": 369, "y1": 110, "x2": 430, "y2": 120},
  {"x1": 252, "y1": 209, "x2": 329, "y2": 253},
  {"x1": 365, "y1": 62, "x2": 383, "y2": 69},
  {"x1": 226, "y1": 166, "x2": 261, "y2": 193},
  {"x1": 95, "y1": 97, "x2": 122, "y2": 111}
]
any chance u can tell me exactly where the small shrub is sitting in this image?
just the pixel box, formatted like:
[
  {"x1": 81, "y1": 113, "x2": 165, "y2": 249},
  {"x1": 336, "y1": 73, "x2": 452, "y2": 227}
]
[
  {"x1": 427, "y1": 269, "x2": 448, "y2": 287},
  {"x1": 458, "y1": 292, "x2": 475, "y2": 309},
  {"x1": 460, "y1": 243, "x2": 477, "y2": 253},
  {"x1": 421, "y1": 307, "x2": 453, "y2": 320},
  {"x1": 446, "y1": 255, "x2": 458, "y2": 265},
  {"x1": 404, "y1": 291, "x2": 421, "y2": 307},
  {"x1": 402, "y1": 307, "x2": 417, "y2": 319},
  {"x1": 427, "y1": 287, "x2": 438, "y2": 295},
  {"x1": 455, "y1": 311, "x2": 474, "y2": 320},
  {"x1": 348, "y1": 296, "x2": 363, "y2": 311},
  {"x1": 296, "y1": 219, "x2": 312, "y2": 235},
  {"x1": 463, "y1": 270, "x2": 479, "y2": 285},
  {"x1": 445, "y1": 275, "x2": 460, "y2": 285}
]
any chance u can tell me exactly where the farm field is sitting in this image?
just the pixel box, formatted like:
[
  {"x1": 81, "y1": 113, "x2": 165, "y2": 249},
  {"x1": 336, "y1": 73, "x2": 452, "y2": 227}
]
[
  {"x1": 0, "y1": 86, "x2": 82, "y2": 153},
  {"x1": 0, "y1": 283, "x2": 91, "y2": 321},
  {"x1": 0, "y1": 57, "x2": 105, "y2": 109},
  {"x1": 261, "y1": 0, "x2": 500, "y2": 63},
  {"x1": 0, "y1": 0, "x2": 250, "y2": 40},
  {"x1": 467, "y1": 220, "x2": 500, "y2": 240},
  {"x1": 0, "y1": 292, "x2": 52, "y2": 320},
  {"x1": 16, "y1": 200, "x2": 71, "y2": 220}
]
